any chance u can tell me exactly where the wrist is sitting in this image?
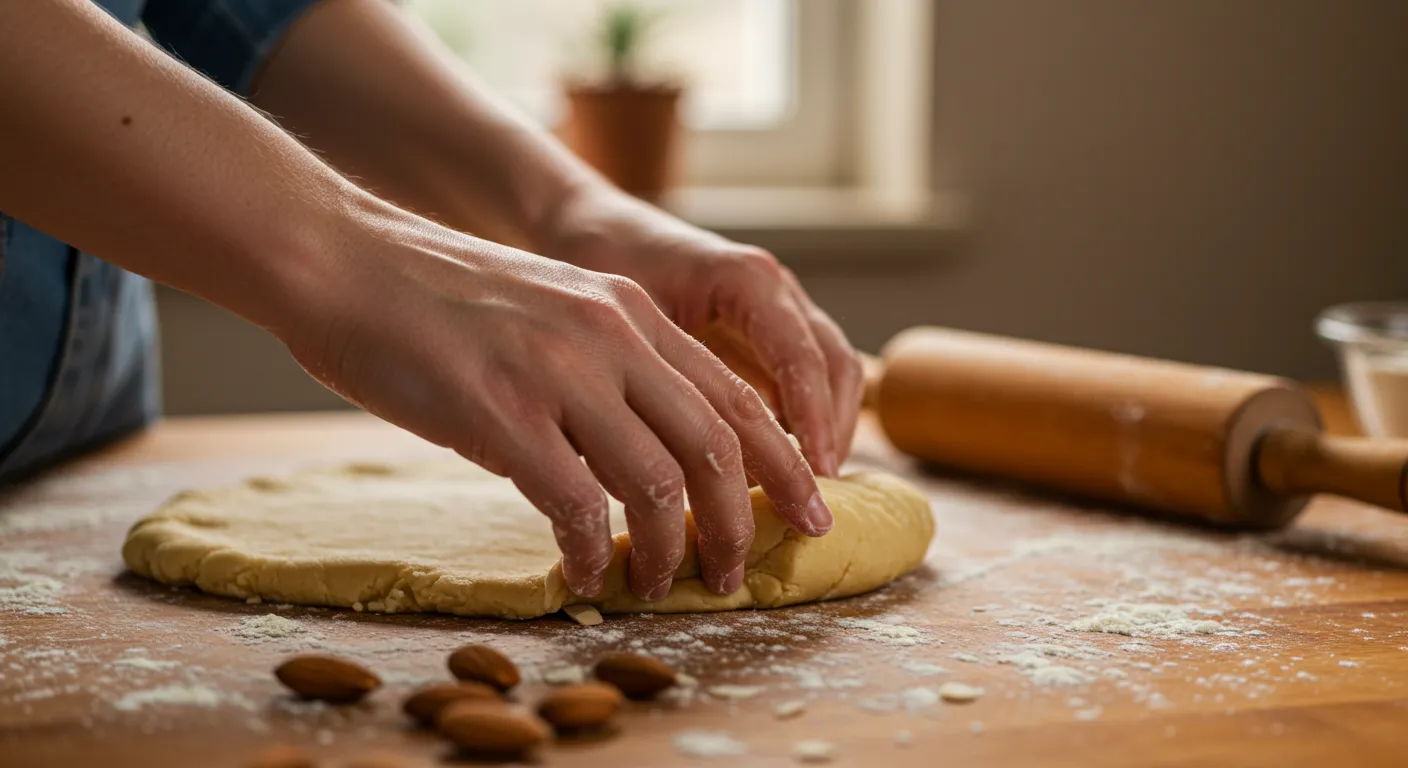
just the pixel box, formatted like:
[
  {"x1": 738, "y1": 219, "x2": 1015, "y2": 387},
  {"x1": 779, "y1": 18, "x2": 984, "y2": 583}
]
[{"x1": 236, "y1": 180, "x2": 401, "y2": 341}]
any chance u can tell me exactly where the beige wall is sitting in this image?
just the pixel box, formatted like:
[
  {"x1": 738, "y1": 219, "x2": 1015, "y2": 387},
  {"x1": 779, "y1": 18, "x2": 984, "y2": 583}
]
[
  {"x1": 159, "y1": 0, "x2": 1408, "y2": 414},
  {"x1": 873, "y1": 0, "x2": 1407, "y2": 377}
]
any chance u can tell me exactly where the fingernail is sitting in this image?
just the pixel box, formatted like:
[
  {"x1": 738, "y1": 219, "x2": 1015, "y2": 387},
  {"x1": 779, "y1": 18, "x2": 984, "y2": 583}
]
[
  {"x1": 804, "y1": 492, "x2": 833, "y2": 536},
  {"x1": 645, "y1": 580, "x2": 673, "y2": 602},
  {"x1": 720, "y1": 564, "x2": 745, "y2": 594},
  {"x1": 824, "y1": 450, "x2": 841, "y2": 478}
]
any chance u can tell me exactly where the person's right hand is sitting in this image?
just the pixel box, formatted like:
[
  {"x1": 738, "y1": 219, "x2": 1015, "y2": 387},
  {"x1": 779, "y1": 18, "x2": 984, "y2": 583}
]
[{"x1": 279, "y1": 203, "x2": 834, "y2": 603}]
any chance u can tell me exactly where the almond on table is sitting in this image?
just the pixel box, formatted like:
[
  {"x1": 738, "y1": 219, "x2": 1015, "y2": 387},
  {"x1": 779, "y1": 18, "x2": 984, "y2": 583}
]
[
  {"x1": 402, "y1": 682, "x2": 499, "y2": 725},
  {"x1": 274, "y1": 655, "x2": 381, "y2": 704},
  {"x1": 536, "y1": 683, "x2": 625, "y2": 731},
  {"x1": 447, "y1": 644, "x2": 520, "y2": 691},
  {"x1": 593, "y1": 653, "x2": 677, "y2": 700},
  {"x1": 436, "y1": 699, "x2": 549, "y2": 756}
]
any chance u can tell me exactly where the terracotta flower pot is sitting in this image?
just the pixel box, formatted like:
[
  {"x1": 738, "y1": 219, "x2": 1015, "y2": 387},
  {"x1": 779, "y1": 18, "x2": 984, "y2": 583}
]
[{"x1": 560, "y1": 83, "x2": 683, "y2": 202}]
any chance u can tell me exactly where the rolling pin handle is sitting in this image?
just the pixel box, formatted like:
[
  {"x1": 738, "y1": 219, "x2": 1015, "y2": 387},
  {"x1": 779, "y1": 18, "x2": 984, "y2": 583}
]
[{"x1": 1256, "y1": 427, "x2": 1408, "y2": 513}]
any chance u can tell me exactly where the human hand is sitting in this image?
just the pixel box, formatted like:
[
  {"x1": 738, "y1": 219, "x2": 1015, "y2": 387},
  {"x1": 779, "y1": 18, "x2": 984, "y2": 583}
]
[
  {"x1": 279, "y1": 201, "x2": 834, "y2": 602},
  {"x1": 540, "y1": 188, "x2": 865, "y2": 476}
]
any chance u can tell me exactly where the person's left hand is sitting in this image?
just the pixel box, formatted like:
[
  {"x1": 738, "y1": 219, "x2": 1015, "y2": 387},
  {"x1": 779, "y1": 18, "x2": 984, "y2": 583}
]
[{"x1": 539, "y1": 187, "x2": 864, "y2": 477}]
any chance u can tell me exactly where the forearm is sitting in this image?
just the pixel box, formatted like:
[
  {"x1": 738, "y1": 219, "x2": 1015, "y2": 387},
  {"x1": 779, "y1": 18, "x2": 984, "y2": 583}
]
[
  {"x1": 0, "y1": 0, "x2": 370, "y2": 332},
  {"x1": 251, "y1": 0, "x2": 603, "y2": 251}
]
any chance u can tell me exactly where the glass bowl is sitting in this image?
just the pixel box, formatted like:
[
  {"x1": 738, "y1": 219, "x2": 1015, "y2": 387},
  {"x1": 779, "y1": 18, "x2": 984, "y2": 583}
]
[{"x1": 1316, "y1": 302, "x2": 1408, "y2": 438}]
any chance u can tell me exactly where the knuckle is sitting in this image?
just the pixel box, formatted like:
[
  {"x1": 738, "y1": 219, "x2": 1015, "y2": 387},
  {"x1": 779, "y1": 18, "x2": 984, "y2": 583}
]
[
  {"x1": 600, "y1": 274, "x2": 655, "y2": 313},
  {"x1": 726, "y1": 375, "x2": 773, "y2": 425},
  {"x1": 697, "y1": 513, "x2": 754, "y2": 561},
  {"x1": 793, "y1": 339, "x2": 830, "y2": 369},
  {"x1": 726, "y1": 524, "x2": 755, "y2": 559},
  {"x1": 780, "y1": 440, "x2": 813, "y2": 479},
  {"x1": 841, "y1": 348, "x2": 865, "y2": 385},
  {"x1": 698, "y1": 418, "x2": 742, "y2": 474},
  {"x1": 638, "y1": 459, "x2": 686, "y2": 511},
  {"x1": 548, "y1": 483, "x2": 608, "y2": 523},
  {"x1": 631, "y1": 539, "x2": 684, "y2": 577},
  {"x1": 574, "y1": 293, "x2": 625, "y2": 327},
  {"x1": 734, "y1": 246, "x2": 783, "y2": 277}
]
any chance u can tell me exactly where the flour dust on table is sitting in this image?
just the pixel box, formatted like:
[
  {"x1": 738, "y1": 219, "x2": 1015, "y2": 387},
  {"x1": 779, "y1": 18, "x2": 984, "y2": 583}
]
[{"x1": 121, "y1": 461, "x2": 935, "y2": 619}]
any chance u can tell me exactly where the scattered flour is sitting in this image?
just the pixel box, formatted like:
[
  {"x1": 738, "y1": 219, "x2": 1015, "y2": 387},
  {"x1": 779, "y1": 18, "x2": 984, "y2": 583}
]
[
  {"x1": 835, "y1": 618, "x2": 928, "y2": 647},
  {"x1": 1030, "y1": 667, "x2": 1093, "y2": 688},
  {"x1": 1066, "y1": 603, "x2": 1232, "y2": 638},
  {"x1": 674, "y1": 730, "x2": 748, "y2": 758},
  {"x1": 900, "y1": 687, "x2": 940, "y2": 712},
  {"x1": 858, "y1": 695, "x2": 899, "y2": 713},
  {"x1": 894, "y1": 730, "x2": 913, "y2": 746},
  {"x1": 937, "y1": 531, "x2": 1224, "y2": 588},
  {"x1": 112, "y1": 657, "x2": 182, "y2": 672},
  {"x1": 900, "y1": 661, "x2": 950, "y2": 677},
  {"x1": 858, "y1": 687, "x2": 940, "y2": 714},
  {"x1": 767, "y1": 663, "x2": 863, "y2": 691},
  {"x1": 229, "y1": 614, "x2": 310, "y2": 643},
  {"x1": 0, "y1": 553, "x2": 67, "y2": 615},
  {"x1": 0, "y1": 572, "x2": 66, "y2": 615},
  {"x1": 691, "y1": 624, "x2": 734, "y2": 638},
  {"x1": 112, "y1": 685, "x2": 252, "y2": 712}
]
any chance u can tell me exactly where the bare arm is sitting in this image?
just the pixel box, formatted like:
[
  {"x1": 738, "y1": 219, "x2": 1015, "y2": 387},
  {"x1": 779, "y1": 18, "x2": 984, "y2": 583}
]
[
  {"x1": 251, "y1": 0, "x2": 594, "y2": 251},
  {"x1": 0, "y1": 0, "x2": 829, "y2": 601},
  {"x1": 0, "y1": 0, "x2": 344, "y2": 331}
]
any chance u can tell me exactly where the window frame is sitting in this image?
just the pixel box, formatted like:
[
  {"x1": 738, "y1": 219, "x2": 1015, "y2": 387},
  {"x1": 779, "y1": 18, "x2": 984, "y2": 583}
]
[{"x1": 681, "y1": 0, "x2": 854, "y2": 187}]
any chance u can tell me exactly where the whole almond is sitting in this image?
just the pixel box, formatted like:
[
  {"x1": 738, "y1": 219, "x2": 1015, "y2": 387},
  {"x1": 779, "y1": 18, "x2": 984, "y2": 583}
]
[
  {"x1": 437, "y1": 699, "x2": 549, "y2": 755},
  {"x1": 274, "y1": 655, "x2": 380, "y2": 703},
  {"x1": 246, "y1": 745, "x2": 316, "y2": 768},
  {"x1": 593, "y1": 653, "x2": 677, "y2": 700},
  {"x1": 402, "y1": 682, "x2": 498, "y2": 724},
  {"x1": 536, "y1": 682, "x2": 624, "y2": 731},
  {"x1": 447, "y1": 645, "x2": 520, "y2": 691}
]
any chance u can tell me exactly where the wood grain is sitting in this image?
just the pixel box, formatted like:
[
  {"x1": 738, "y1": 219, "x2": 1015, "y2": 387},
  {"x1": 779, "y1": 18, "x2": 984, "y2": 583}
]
[{"x1": 4, "y1": 405, "x2": 1408, "y2": 768}]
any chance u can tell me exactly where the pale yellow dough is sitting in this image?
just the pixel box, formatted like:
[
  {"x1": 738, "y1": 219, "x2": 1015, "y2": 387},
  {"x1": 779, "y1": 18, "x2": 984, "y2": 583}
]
[{"x1": 122, "y1": 462, "x2": 934, "y2": 619}]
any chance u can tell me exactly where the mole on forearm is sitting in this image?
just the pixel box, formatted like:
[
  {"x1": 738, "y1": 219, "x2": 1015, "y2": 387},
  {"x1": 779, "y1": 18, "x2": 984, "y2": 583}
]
[{"x1": 121, "y1": 115, "x2": 132, "y2": 126}]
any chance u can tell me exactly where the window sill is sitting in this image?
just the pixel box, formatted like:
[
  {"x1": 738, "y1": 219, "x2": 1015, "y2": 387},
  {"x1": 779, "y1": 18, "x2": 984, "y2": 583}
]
[{"x1": 662, "y1": 186, "x2": 969, "y2": 266}]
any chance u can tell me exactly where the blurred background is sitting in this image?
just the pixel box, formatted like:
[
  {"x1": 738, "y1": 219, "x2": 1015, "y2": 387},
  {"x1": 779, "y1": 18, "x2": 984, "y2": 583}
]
[{"x1": 157, "y1": 0, "x2": 1408, "y2": 415}]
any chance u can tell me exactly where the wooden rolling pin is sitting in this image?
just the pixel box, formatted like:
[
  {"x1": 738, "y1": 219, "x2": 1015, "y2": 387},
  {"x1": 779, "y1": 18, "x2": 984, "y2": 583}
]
[{"x1": 863, "y1": 327, "x2": 1408, "y2": 529}]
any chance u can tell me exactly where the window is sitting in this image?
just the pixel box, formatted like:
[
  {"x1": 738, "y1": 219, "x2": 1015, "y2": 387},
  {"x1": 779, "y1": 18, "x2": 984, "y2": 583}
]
[{"x1": 404, "y1": 0, "x2": 852, "y2": 187}]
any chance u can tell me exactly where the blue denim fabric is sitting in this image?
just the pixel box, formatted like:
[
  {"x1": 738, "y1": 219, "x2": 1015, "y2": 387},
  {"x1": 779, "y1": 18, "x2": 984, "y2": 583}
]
[{"x1": 0, "y1": 0, "x2": 316, "y2": 482}]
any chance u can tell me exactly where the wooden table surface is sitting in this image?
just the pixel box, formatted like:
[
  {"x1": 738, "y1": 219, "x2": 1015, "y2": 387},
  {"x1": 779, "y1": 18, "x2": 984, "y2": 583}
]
[{"x1": 4, "y1": 396, "x2": 1408, "y2": 768}]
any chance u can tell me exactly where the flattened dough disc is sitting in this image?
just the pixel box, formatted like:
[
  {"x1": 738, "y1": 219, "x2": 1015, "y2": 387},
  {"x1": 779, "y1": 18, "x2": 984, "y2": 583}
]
[{"x1": 122, "y1": 462, "x2": 934, "y2": 619}]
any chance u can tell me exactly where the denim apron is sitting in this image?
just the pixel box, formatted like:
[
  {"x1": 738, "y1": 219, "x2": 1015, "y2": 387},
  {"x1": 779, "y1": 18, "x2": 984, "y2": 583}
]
[{"x1": 0, "y1": 0, "x2": 316, "y2": 482}]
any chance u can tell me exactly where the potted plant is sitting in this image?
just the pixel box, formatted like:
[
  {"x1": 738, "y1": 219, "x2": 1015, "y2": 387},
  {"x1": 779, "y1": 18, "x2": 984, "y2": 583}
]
[{"x1": 560, "y1": 3, "x2": 683, "y2": 202}]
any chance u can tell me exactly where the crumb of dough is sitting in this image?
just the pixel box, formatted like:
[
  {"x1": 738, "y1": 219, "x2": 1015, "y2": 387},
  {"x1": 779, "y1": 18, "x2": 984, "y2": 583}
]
[
  {"x1": 774, "y1": 699, "x2": 808, "y2": 719},
  {"x1": 542, "y1": 665, "x2": 586, "y2": 685},
  {"x1": 708, "y1": 684, "x2": 767, "y2": 701},
  {"x1": 937, "y1": 682, "x2": 984, "y2": 703}
]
